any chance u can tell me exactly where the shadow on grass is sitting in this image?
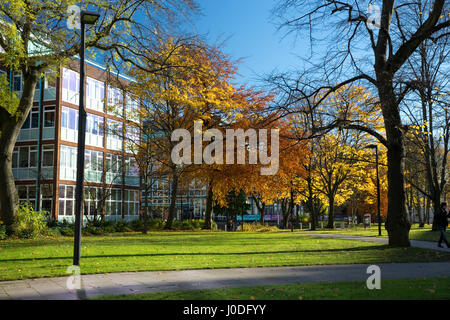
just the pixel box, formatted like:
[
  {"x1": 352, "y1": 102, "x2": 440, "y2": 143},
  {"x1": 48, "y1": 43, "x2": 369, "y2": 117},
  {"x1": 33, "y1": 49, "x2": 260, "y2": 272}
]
[{"x1": 0, "y1": 245, "x2": 395, "y2": 263}]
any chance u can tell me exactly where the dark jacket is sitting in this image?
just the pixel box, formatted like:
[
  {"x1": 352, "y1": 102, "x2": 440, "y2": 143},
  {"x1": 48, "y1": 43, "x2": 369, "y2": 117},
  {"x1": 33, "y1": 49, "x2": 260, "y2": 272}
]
[{"x1": 435, "y1": 208, "x2": 449, "y2": 228}]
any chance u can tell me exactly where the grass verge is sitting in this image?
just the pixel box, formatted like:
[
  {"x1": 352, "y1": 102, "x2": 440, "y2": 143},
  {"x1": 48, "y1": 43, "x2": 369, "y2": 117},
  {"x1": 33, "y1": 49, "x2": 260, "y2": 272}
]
[
  {"x1": 97, "y1": 277, "x2": 450, "y2": 300},
  {"x1": 1, "y1": 231, "x2": 450, "y2": 281}
]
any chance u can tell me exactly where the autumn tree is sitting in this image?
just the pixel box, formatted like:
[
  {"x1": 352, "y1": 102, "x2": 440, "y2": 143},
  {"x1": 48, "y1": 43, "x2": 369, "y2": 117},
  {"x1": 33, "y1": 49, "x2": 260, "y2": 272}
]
[
  {"x1": 271, "y1": 0, "x2": 449, "y2": 246},
  {"x1": 127, "y1": 39, "x2": 238, "y2": 229}
]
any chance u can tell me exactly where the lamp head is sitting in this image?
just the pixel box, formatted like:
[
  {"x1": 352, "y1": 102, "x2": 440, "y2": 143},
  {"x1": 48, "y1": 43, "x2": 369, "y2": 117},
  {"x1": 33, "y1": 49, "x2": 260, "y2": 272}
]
[{"x1": 81, "y1": 11, "x2": 100, "y2": 25}]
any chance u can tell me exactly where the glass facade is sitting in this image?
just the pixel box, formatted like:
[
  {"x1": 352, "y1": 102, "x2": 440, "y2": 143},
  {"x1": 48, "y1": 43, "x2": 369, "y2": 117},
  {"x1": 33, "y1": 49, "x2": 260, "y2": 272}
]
[
  {"x1": 106, "y1": 188, "x2": 122, "y2": 216},
  {"x1": 84, "y1": 149, "x2": 104, "y2": 183},
  {"x1": 60, "y1": 106, "x2": 79, "y2": 143},
  {"x1": 124, "y1": 189, "x2": 139, "y2": 216},
  {"x1": 62, "y1": 68, "x2": 80, "y2": 105},
  {"x1": 86, "y1": 77, "x2": 105, "y2": 112},
  {"x1": 58, "y1": 184, "x2": 75, "y2": 216},
  {"x1": 107, "y1": 85, "x2": 123, "y2": 117},
  {"x1": 106, "y1": 119, "x2": 123, "y2": 151},
  {"x1": 105, "y1": 153, "x2": 123, "y2": 185},
  {"x1": 11, "y1": 65, "x2": 144, "y2": 221},
  {"x1": 86, "y1": 113, "x2": 104, "y2": 147}
]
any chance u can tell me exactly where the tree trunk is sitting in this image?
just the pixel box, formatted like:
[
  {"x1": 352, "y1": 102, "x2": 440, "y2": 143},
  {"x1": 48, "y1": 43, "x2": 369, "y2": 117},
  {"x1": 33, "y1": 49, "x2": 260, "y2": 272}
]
[
  {"x1": 203, "y1": 185, "x2": 213, "y2": 229},
  {"x1": 259, "y1": 202, "x2": 265, "y2": 224},
  {"x1": 326, "y1": 194, "x2": 335, "y2": 229},
  {"x1": 0, "y1": 71, "x2": 39, "y2": 235},
  {"x1": 141, "y1": 175, "x2": 149, "y2": 234},
  {"x1": 164, "y1": 169, "x2": 179, "y2": 230},
  {"x1": 378, "y1": 81, "x2": 411, "y2": 246},
  {"x1": 281, "y1": 199, "x2": 288, "y2": 228},
  {"x1": 309, "y1": 200, "x2": 317, "y2": 230},
  {"x1": 416, "y1": 190, "x2": 424, "y2": 227},
  {"x1": 431, "y1": 197, "x2": 440, "y2": 231},
  {"x1": 307, "y1": 177, "x2": 317, "y2": 230}
]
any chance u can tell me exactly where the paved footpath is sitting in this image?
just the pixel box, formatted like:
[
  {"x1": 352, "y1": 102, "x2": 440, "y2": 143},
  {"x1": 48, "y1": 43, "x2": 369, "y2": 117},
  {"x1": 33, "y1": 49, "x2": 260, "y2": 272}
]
[
  {"x1": 2, "y1": 261, "x2": 450, "y2": 300},
  {"x1": 1, "y1": 234, "x2": 449, "y2": 300},
  {"x1": 295, "y1": 233, "x2": 450, "y2": 252}
]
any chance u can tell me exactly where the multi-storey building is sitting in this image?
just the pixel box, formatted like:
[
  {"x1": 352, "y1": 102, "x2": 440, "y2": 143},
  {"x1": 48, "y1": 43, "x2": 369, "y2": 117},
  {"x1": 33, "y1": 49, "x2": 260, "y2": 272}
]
[
  {"x1": 4, "y1": 58, "x2": 288, "y2": 225},
  {"x1": 5, "y1": 59, "x2": 141, "y2": 221}
]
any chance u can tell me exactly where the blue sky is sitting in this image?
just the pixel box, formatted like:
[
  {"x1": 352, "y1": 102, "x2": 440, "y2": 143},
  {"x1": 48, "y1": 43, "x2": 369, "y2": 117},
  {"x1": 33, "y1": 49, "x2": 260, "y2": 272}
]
[{"x1": 193, "y1": 0, "x2": 306, "y2": 87}]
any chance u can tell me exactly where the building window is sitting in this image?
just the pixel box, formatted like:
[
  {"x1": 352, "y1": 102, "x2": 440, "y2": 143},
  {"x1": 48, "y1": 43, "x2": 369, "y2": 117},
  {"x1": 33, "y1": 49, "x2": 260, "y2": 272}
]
[
  {"x1": 84, "y1": 187, "x2": 102, "y2": 216},
  {"x1": 58, "y1": 184, "x2": 75, "y2": 216},
  {"x1": 62, "y1": 68, "x2": 80, "y2": 105},
  {"x1": 105, "y1": 153, "x2": 122, "y2": 185},
  {"x1": 14, "y1": 146, "x2": 37, "y2": 168},
  {"x1": 44, "y1": 106, "x2": 56, "y2": 127},
  {"x1": 40, "y1": 184, "x2": 53, "y2": 213},
  {"x1": 105, "y1": 188, "x2": 122, "y2": 216},
  {"x1": 124, "y1": 156, "x2": 139, "y2": 186},
  {"x1": 86, "y1": 77, "x2": 105, "y2": 112},
  {"x1": 124, "y1": 189, "x2": 139, "y2": 216},
  {"x1": 107, "y1": 86, "x2": 123, "y2": 117},
  {"x1": 59, "y1": 145, "x2": 77, "y2": 180},
  {"x1": 85, "y1": 149, "x2": 103, "y2": 183},
  {"x1": 60, "y1": 106, "x2": 79, "y2": 143},
  {"x1": 106, "y1": 153, "x2": 122, "y2": 174},
  {"x1": 126, "y1": 93, "x2": 139, "y2": 122},
  {"x1": 125, "y1": 126, "x2": 140, "y2": 153},
  {"x1": 106, "y1": 119, "x2": 123, "y2": 151},
  {"x1": 22, "y1": 107, "x2": 39, "y2": 129},
  {"x1": 42, "y1": 145, "x2": 54, "y2": 167},
  {"x1": 86, "y1": 113, "x2": 104, "y2": 147},
  {"x1": 13, "y1": 72, "x2": 22, "y2": 92},
  {"x1": 17, "y1": 185, "x2": 36, "y2": 208},
  {"x1": 125, "y1": 157, "x2": 139, "y2": 176}
]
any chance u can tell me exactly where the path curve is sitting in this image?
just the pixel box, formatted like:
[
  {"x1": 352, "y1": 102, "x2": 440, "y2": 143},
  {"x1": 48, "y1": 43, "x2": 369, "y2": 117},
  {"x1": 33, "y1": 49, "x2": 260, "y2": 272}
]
[{"x1": 294, "y1": 232, "x2": 450, "y2": 252}]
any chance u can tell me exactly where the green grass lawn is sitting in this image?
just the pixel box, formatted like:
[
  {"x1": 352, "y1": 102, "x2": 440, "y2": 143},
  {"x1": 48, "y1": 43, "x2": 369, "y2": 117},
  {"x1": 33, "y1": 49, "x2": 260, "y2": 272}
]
[
  {"x1": 1, "y1": 231, "x2": 450, "y2": 281},
  {"x1": 97, "y1": 277, "x2": 450, "y2": 300},
  {"x1": 295, "y1": 224, "x2": 449, "y2": 242}
]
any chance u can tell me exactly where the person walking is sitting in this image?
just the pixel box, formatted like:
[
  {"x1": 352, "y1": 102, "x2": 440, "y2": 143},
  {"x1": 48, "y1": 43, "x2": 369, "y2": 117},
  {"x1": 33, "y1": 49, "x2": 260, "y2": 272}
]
[{"x1": 436, "y1": 202, "x2": 449, "y2": 248}]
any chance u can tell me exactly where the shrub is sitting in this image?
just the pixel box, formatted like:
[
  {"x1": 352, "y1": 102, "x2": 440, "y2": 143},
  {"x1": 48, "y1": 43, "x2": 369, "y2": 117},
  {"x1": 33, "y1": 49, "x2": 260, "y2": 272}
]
[
  {"x1": 180, "y1": 220, "x2": 193, "y2": 230},
  {"x1": 45, "y1": 228, "x2": 61, "y2": 237},
  {"x1": 0, "y1": 221, "x2": 6, "y2": 240},
  {"x1": 129, "y1": 219, "x2": 145, "y2": 232},
  {"x1": 243, "y1": 222, "x2": 279, "y2": 232},
  {"x1": 59, "y1": 227, "x2": 74, "y2": 236},
  {"x1": 14, "y1": 202, "x2": 48, "y2": 239},
  {"x1": 114, "y1": 221, "x2": 130, "y2": 233},
  {"x1": 147, "y1": 219, "x2": 164, "y2": 230},
  {"x1": 83, "y1": 225, "x2": 103, "y2": 235}
]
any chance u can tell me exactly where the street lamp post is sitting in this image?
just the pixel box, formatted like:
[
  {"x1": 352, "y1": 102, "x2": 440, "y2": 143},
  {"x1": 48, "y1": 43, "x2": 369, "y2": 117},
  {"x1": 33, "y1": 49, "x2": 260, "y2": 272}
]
[
  {"x1": 73, "y1": 10, "x2": 100, "y2": 266},
  {"x1": 366, "y1": 144, "x2": 381, "y2": 236}
]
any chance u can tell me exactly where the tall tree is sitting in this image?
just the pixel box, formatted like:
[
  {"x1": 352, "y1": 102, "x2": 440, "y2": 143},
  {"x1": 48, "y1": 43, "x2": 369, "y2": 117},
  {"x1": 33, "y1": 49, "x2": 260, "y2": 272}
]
[
  {"x1": 271, "y1": 0, "x2": 449, "y2": 246},
  {"x1": 402, "y1": 34, "x2": 450, "y2": 227}
]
